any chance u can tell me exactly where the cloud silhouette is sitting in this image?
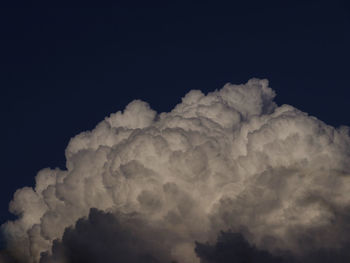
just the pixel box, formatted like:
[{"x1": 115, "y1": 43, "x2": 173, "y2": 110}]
[
  {"x1": 40, "y1": 208, "x2": 174, "y2": 263},
  {"x1": 195, "y1": 231, "x2": 283, "y2": 263}
]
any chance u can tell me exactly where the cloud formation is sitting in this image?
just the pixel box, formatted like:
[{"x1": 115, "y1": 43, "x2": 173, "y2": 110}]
[
  {"x1": 40, "y1": 208, "x2": 173, "y2": 263},
  {"x1": 2, "y1": 79, "x2": 350, "y2": 263},
  {"x1": 195, "y1": 231, "x2": 283, "y2": 263}
]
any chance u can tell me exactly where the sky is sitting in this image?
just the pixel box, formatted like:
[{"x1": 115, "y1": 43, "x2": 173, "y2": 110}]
[{"x1": 1, "y1": 1, "x2": 350, "y2": 262}]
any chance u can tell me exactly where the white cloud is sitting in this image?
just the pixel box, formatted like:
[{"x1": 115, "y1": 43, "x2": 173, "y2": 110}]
[{"x1": 2, "y1": 78, "x2": 350, "y2": 263}]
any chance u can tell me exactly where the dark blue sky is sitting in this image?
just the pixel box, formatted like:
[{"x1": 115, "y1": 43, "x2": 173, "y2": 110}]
[{"x1": 0, "y1": 1, "x2": 349, "y2": 226}]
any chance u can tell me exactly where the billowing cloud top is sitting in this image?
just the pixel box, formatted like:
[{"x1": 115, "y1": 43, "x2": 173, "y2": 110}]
[{"x1": 2, "y1": 79, "x2": 350, "y2": 263}]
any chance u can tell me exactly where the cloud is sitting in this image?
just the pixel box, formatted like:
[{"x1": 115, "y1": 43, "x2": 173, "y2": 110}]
[
  {"x1": 1, "y1": 79, "x2": 350, "y2": 263},
  {"x1": 0, "y1": 249, "x2": 19, "y2": 263},
  {"x1": 195, "y1": 230, "x2": 350, "y2": 263},
  {"x1": 195, "y1": 231, "x2": 283, "y2": 263},
  {"x1": 40, "y1": 208, "x2": 173, "y2": 263}
]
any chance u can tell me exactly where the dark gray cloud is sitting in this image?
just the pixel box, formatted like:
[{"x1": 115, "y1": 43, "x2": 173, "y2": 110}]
[
  {"x1": 0, "y1": 249, "x2": 20, "y2": 263},
  {"x1": 40, "y1": 208, "x2": 174, "y2": 263},
  {"x1": 195, "y1": 231, "x2": 283, "y2": 263},
  {"x1": 195, "y1": 230, "x2": 350, "y2": 263}
]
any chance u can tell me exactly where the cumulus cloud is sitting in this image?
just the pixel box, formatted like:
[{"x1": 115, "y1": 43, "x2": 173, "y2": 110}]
[
  {"x1": 1, "y1": 78, "x2": 350, "y2": 263},
  {"x1": 195, "y1": 231, "x2": 283, "y2": 263},
  {"x1": 40, "y1": 208, "x2": 173, "y2": 263}
]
